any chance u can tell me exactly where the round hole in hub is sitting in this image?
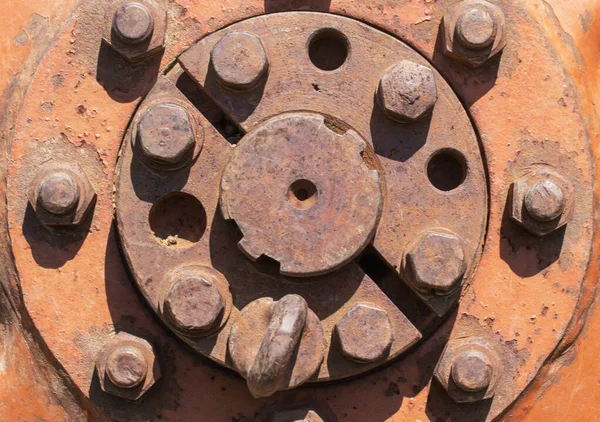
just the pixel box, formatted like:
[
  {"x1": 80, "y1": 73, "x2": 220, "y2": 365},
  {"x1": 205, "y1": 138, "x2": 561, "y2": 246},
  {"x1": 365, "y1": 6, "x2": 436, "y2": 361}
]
[
  {"x1": 149, "y1": 192, "x2": 207, "y2": 248},
  {"x1": 288, "y1": 179, "x2": 318, "y2": 210},
  {"x1": 308, "y1": 29, "x2": 349, "y2": 71},
  {"x1": 427, "y1": 149, "x2": 467, "y2": 192}
]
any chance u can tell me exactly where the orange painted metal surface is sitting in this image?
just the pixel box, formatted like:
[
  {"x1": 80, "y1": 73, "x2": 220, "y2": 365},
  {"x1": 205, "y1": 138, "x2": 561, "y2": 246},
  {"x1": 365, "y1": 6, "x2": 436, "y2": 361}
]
[{"x1": 0, "y1": 1, "x2": 599, "y2": 421}]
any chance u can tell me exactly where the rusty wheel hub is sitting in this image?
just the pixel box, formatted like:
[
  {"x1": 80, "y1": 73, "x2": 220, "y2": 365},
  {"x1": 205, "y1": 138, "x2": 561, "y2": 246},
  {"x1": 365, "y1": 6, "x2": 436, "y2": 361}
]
[
  {"x1": 115, "y1": 11, "x2": 487, "y2": 396},
  {"x1": 5, "y1": 1, "x2": 596, "y2": 420}
]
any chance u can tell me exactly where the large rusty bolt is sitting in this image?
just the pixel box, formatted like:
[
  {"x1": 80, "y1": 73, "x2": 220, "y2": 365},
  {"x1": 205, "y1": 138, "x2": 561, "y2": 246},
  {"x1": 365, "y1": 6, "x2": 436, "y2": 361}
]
[
  {"x1": 441, "y1": 0, "x2": 507, "y2": 67},
  {"x1": 37, "y1": 172, "x2": 80, "y2": 216},
  {"x1": 402, "y1": 230, "x2": 467, "y2": 296},
  {"x1": 136, "y1": 103, "x2": 199, "y2": 170},
  {"x1": 377, "y1": 60, "x2": 438, "y2": 123},
  {"x1": 456, "y1": 6, "x2": 496, "y2": 50},
  {"x1": 112, "y1": 2, "x2": 154, "y2": 45},
  {"x1": 103, "y1": 0, "x2": 167, "y2": 62},
  {"x1": 509, "y1": 167, "x2": 575, "y2": 236},
  {"x1": 162, "y1": 266, "x2": 229, "y2": 336},
  {"x1": 334, "y1": 303, "x2": 393, "y2": 363},
  {"x1": 96, "y1": 332, "x2": 161, "y2": 401},
  {"x1": 228, "y1": 295, "x2": 325, "y2": 398},
  {"x1": 28, "y1": 163, "x2": 96, "y2": 227},
  {"x1": 451, "y1": 350, "x2": 492, "y2": 393},
  {"x1": 210, "y1": 32, "x2": 270, "y2": 91},
  {"x1": 434, "y1": 337, "x2": 502, "y2": 403},
  {"x1": 524, "y1": 180, "x2": 565, "y2": 222},
  {"x1": 106, "y1": 345, "x2": 148, "y2": 389}
]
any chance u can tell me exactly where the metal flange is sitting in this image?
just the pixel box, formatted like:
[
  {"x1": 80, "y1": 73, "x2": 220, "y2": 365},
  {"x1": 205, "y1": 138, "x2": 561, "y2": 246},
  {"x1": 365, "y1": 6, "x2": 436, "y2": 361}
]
[{"x1": 4, "y1": 1, "x2": 595, "y2": 421}]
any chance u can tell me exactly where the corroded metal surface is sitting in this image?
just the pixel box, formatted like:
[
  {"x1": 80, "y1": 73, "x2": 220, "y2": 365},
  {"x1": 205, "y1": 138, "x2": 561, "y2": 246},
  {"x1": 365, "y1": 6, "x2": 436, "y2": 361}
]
[
  {"x1": 441, "y1": 0, "x2": 507, "y2": 67},
  {"x1": 433, "y1": 337, "x2": 503, "y2": 404},
  {"x1": 402, "y1": 229, "x2": 467, "y2": 298},
  {"x1": 509, "y1": 166, "x2": 575, "y2": 237},
  {"x1": 28, "y1": 163, "x2": 96, "y2": 226},
  {"x1": 377, "y1": 60, "x2": 438, "y2": 122},
  {"x1": 211, "y1": 31, "x2": 270, "y2": 91},
  {"x1": 229, "y1": 295, "x2": 324, "y2": 398},
  {"x1": 334, "y1": 303, "x2": 394, "y2": 363},
  {"x1": 159, "y1": 265, "x2": 232, "y2": 336},
  {"x1": 102, "y1": 0, "x2": 167, "y2": 62},
  {"x1": 95, "y1": 332, "x2": 161, "y2": 401},
  {"x1": 220, "y1": 112, "x2": 383, "y2": 277},
  {"x1": 0, "y1": 0, "x2": 598, "y2": 421},
  {"x1": 179, "y1": 12, "x2": 489, "y2": 325},
  {"x1": 115, "y1": 12, "x2": 487, "y2": 390}
]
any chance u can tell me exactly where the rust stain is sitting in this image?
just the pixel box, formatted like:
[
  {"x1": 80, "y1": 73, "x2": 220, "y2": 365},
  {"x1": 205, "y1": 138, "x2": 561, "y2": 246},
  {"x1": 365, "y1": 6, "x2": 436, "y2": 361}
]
[{"x1": 0, "y1": 0, "x2": 598, "y2": 421}]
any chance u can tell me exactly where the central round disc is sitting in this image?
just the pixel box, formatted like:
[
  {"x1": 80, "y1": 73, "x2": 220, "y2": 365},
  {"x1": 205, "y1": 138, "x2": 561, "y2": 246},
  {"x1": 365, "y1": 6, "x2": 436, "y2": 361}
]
[{"x1": 220, "y1": 112, "x2": 383, "y2": 277}]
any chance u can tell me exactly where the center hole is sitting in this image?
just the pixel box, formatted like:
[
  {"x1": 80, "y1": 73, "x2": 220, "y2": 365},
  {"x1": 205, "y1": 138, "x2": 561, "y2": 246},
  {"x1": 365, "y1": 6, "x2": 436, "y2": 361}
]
[{"x1": 288, "y1": 179, "x2": 318, "y2": 210}]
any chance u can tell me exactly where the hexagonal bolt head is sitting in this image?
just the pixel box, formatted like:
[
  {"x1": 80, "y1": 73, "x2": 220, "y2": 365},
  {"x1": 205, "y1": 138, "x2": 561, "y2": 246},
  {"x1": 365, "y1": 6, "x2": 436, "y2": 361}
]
[
  {"x1": 137, "y1": 104, "x2": 197, "y2": 167},
  {"x1": 509, "y1": 168, "x2": 575, "y2": 236},
  {"x1": 161, "y1": 265, "x2": 231, "y2": 338},
  {"x1": 434, "y1": 337, "x2": 502, "y2": 403},
  {"x1": 334, "y1": 303, "x2": 393, "y2": 363},
  {"x1": 524, "y1": 180, "x2": 565, "y2": 222},
  {"x1": 96, "y1": 332, "x2": 161, "y2": 401},
  {"x1": 377, "y1": 60, "x2": 438, "y2": 123},
  {"x1": 273, "y1": 409, "x2": 325, "y2": 422},
  {"x1": 451, "y1": 350, "x2": 492, "y2": 393},
  {"x1": 210, "y1": 32, "x2": 270, "y2": 91},
  {"x1": 28, "y1": 163, "x2": 96, "y2": 227},
  {"x1": 164, "y1": 271, "x2": 225, "y2": 335},
  {"x1": 112, "y1": 2, "x2": 154, "y2": 45},
  {"x1": 403, "y1": 230, "x2": 467, "y2": 296},
  {"x1": 106, "y1": 345, "x2": 148, "y2": 389},
  {"x1": 441, "y1": 0, "x2": 506, "y2": 67},
  {"x1": 103, "y1": 0, "x2": 167, "y2": 62},
  {"x1": 456, "y1": 6, "x2": 496, "y2": 50},
  {"x1": 37, "y1": 172, "x2": 80, "y2": 216}
]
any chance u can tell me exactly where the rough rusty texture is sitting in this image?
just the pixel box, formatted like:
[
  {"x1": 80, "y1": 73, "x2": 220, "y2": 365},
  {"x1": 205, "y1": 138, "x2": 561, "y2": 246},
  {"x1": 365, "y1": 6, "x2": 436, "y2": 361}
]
[
  {"x1": 246, "y1": 295, "x2": 310, "y2": 398},
  {"x1": 523, "y1": 180, "x2": 565, "y2": 222},
  {"x1": 179, "y1": 12, "x2": 488, "y2": 322},
  {"x1": 220, "y1": 112, "x2": 382, "y2": 277},
  {"x1": 116, "y1": 61, "x2": 422, "y2": 385},
  {"x1": 106, "y1": 344, "x2": 148, "y2": 388},
  {"x1": 158, "y1": 264, "x2": 233, "y2": 337},
  {"x1": 137, "y1": 103, "x2": 199, "y2": 168},
  {"x1": 112, "y1": 2, "x2": 154, "y2": 45},
  {"x1": 457, "y1": 5, "x2": 496, "y2": 49},
  {"x1": 1, "y1": 1, "x2": 598, "y2": 421},
  {"x1": 377, "y1": 60, "x2": 438, "y2": 122},
  {"x1": 102, "y1": 0, "x2": 167, "y2": 62},
  {"x1": 451, "y1": 350, "x2": 492, "y2": 393},
  {"x1": 402, "y1": 229, "x2": 467, "y2": 315},
  {"x1": 28, "y1": 163, "x2": 96, "y2": 226},
  {"x1": 133, "y1": 96, "x2": 205, "y2": 172},
  {"x1": 163, "y1": 269, "x2": 225, "y2": 334},
  {"x1": 441, "y1": 0, "x2": 507, "y2": 67},
  {"x1": 37, "y1": 171, "x2": 80, "y2": 215},
  {"x1": 334, "y1": 303, "x2": 394, "y2": 363},
  {"x1": 228, "y1": 296, "x2": 324, "y2": 397},
  {"x1": 434, "y1": 336, "x2": 502, "y2": 404},
  {"x1": 510, "y1": 166, "x2": 575, "y2": 236},
  {"x1": 95, "y1": 332, "x2": 161, "y2": 401},
  {"x1": 210, "y1": 31, "x2": 270, "y2": 91}
]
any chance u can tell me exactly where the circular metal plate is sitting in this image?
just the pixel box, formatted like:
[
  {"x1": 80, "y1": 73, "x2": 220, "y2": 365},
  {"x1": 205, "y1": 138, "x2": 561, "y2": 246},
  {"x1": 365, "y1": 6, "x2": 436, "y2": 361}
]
[
  {"x1": 114, "y1": 12, "x2": 488, "y2": 384},
  {"x1": 4, "y1": 1, "x2": 594, "y2": 421}
]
